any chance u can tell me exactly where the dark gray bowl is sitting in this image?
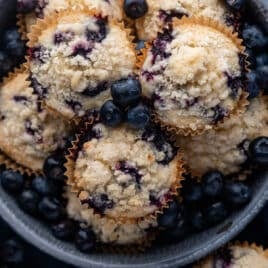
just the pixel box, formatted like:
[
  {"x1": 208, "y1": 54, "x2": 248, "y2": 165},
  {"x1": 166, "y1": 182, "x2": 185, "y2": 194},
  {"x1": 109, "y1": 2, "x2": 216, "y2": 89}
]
[{"x1": 1, "y1": 1, "x2": 268, "y2": 267}]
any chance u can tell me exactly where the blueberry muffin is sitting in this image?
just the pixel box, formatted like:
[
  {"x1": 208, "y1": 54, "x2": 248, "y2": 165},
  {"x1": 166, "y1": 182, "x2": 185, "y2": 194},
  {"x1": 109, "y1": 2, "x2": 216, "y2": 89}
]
[
  {"x1": 66, "y1": 189, "x2": 157, "y2": 246},
  {"x1": 0, "y1": 68, "x2": 71, "y2": 172},
  {"x1": 139, "y1": 17, "x2": 248, "y2": 135},
  {"x1": 28, "y1": 8, "x2": 136, "y2": 119},
  {"x1": 19, "y1": 0, "x2": 123, "y2": 35},
  {"x1": 176, "y1": 96, "x2": 268, "y2": 177},
  {"x1": 195, "y1": 243, "x2": 268, "y2": 268},
  {"x1": 135, "y1": 0, "x2": 236, "y2": 41},
  {"x1": 66, "y1": 119, "x2": 183, "y2": 221}
]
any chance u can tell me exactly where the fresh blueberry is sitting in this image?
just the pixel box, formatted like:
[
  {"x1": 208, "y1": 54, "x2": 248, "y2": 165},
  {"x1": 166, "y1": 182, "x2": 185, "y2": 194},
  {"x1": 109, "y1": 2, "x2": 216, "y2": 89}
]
[
  {"x1": 0, "y1": 50, "x2": 15, "y2": 77},
  {"x1": 157, "y1": 201, "x2": 179, "y2": 229},
  {"x1": 223, "y1": 181, "x2": 252, "y2": 207},
  {"x1": 226, "y1": 0, "x2": 245, "y2": 11},
  {"x1": 256, "y1": 65, "x2": 268, "y2": 90},
  {"x1": 256, "y1": 54, "x2": 268, "y2": 67},
  {"x1": 31, "y1": 176, "x2": 57, "y2": 196},
  {"x1": 249, "y1": 137, "x2": 268, "y2": 165},
  {"x1": 0, "y1": 239, "x2": 24, "y2": 265},
  {"x1": 51, "y1": 220, "x2": 77, "y2": 241},
  {"x1": 205, "y1": 202, "x2": 228, "y2": 225},
  {"x1": 2, "y1": 27, "x2": 25, "y2": 58},
  {"x1": 38, "y1": 197, "x2": 64, "y2": 222},
  {"x1": 246, "y1": 71, "x2": 260, "y2": 99},
  {"x1": 18, "y1": 189, "x2": 40, "y2": 215},
  {"x1": 202, "y1": 171, "x2": 224, "y2": 198},
  {"x1": 17, "y1": 0, "x2": 36, "y2": 13},
  {"x1": 100, "y1": 100, "x2": 123, "y2": 127},
  {"x1": 126, "y1": 104, "x2": 150, "y2": 129},
  {"x1": 182, "y1": 182, "x2": 203, "y2": 204},
  {"x1": 43, "y1": 153, "x2": 66, "y2": 182},
  {"x1": 123, "y1": 0, "x2": 148, "y2": 19},
  {"x1": 0, "y1": 170, "x2": 24, "y2": 194},
  {"x1": 190, "y1": 211, "x2": 206, "y2": 231},
  {"x1": 242, "y1": 24, "x2": 268, "y2": 51},
  {"x1": 0, "y1": 0, "x2": 17, "y2": 33},
  {"x1": 111, "y1": 78, "x2": 142, "y2": 108},
  {"x1": 75, "y1": 228, "x2": 96, "y2": 253},
  {"x1": 136, "y1": 40, "x2": 145, "y2": 50},
  {"x1": 157, "y1": 217, "x2": 192, "y2": 244}
]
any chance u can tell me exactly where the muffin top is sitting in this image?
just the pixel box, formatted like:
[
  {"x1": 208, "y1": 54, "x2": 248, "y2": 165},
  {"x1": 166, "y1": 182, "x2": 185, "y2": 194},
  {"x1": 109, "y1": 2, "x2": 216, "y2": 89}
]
[
  {"x1": 140, "y1": 17, "x2": 247, "y2": 134},
  {"x1": 0, "y1": 69, "x2": 71, "y2": 172},
  {"x1": 176, "y1": 97, "x2": 268, "y2": 177},
  {"x1": 135, "y1": 0, "x2": 233, "y2": 41},
  {"x1": 195, "y1": 244, "x2": 268, "y2": 268},
  {"x1": 22, "y1": 0, "x2": 123, "y2": 33},
  {"x1": 28, "y1": 8, "x2": 136, "y2": 119},
  {"x1": 67, "y1": 122, "x2": 181, "y2": 220},
  {"x1": 66, "y1": 189, "x2": 157, "y2": 245}
]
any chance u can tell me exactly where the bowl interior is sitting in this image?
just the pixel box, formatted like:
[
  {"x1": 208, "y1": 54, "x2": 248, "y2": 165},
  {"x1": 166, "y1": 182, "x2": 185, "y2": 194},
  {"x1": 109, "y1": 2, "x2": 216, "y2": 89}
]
[
  {"x1": 1, "y1": 0, "x2": 268, "y2": 267},
  {"x1": 0, "y1": 171, "x2": 267, "y2": 268}
]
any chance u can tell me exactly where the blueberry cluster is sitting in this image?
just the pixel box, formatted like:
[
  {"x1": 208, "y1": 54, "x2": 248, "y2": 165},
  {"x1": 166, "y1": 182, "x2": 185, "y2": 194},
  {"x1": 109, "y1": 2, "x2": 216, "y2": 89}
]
[
  {"x1": 0, "y1": 153, "x2": 97, "y2": 253},
  {"x1": 156, "y1": 134, "x2": 268, "y2": 243},
  {"x1": 0, "y1": 0, "x2": 26, "y2": 79},
  {"x1": 0, "y1": 27, "x2": 25, "y2": 79},
  {"x1": 222, "y1": 0, "x2": 268, "y2": 98},
  {"x1": 243, "y1": 22, "x2": 268, "y2": 98},
  {"x1": 241, "y1": 14, "x2": 268, "y2": 98},
  {"x1": 100, "y1": 77, "x2": 151, "y2": 129},
  {"x1": 157, "y1": 171, "x2": 252, "y2": 244}
]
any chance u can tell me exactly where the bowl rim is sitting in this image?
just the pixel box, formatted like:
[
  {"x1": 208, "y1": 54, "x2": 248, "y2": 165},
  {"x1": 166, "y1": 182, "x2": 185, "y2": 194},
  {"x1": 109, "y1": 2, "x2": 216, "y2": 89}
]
[
  {"x1": 1, "y1": 0, "x2": 268, "y2": 266},
  {"x1": 0, "y1": 172, "x2": 267, "y2": 268}
]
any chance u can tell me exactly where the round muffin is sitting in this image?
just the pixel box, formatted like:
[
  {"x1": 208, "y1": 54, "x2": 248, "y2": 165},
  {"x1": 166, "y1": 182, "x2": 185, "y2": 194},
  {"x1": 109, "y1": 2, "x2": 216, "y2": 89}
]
[
  {"x1": 140, "y1": 17, "x2": 247, "y2": 135},
  {"x1": 28, "y1": 8, "x2": 136, "y2": 119},
  {"x1": 0, "y1": 68, "x2": 71, "y2": 172},
  {"x1": 135, "y1": 0, "x2": 236, "y2": 41},
  {"x1": 195, "y1": 243, "x2": 268, "y2": 268},
  {"x1": 19, "y1": 0, "x2": 123, "y2": 34},
  {"x1": 66, "y1": 120, "x2": 183, "y2": 221},
  {"x1": 176, "y1": 96, "x2": 268, "y2": 177},
  {"x1": 66, "y1": 189, "x2": 157, "y2": 246}
]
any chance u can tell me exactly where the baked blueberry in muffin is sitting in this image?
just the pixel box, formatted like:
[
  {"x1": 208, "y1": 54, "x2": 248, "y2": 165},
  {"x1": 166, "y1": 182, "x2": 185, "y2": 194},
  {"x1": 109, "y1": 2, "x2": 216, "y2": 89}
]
[{"x1": 28, "y1": 8, "x2": 136, "y2": 119}]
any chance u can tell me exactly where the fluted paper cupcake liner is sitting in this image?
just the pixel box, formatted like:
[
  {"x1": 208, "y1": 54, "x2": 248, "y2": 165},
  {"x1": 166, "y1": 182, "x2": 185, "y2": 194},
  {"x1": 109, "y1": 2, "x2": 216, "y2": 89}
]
[
  {"x1": 17, "y1": 13, "x2": 37, "y2": 40},
  {"x1": 26, "y1": 6, "x2": 137, "y2": 121},
  {"x1": 137, "y1": 16, "x2": 250, "y2": 136},
  {"x1": 64, "y1": 112, "x2": 185, "y2": 225}
]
